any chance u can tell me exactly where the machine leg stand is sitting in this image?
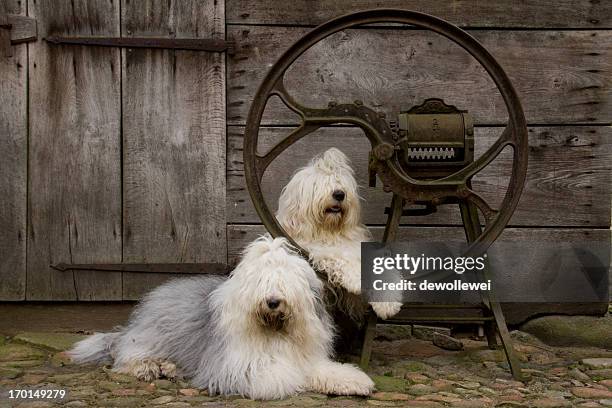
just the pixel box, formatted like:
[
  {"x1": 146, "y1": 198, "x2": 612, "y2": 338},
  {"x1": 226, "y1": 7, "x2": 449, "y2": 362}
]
[
  {"x1": 460, "y1": 200, "x2": 524, "y2": 381},
  {"x1": 487, "y1": 298, "x2": 525, "y2": 381},
  {"x1": 359, "y1": 310, "x2": 378, "y2": 370},
  {"x1": 360, "y1": 194, "x2": 403, "y2": 369}
]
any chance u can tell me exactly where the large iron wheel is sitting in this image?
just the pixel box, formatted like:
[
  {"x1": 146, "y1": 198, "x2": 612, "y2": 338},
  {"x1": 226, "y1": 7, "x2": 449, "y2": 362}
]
[{"x1": 244, "y1": 9, "x2": 528, "y2": 259}]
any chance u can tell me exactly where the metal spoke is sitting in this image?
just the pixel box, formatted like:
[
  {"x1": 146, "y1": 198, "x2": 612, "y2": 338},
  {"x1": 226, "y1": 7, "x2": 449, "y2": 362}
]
[
  {"x1": 270, "y1": 79, "x2": 307, "y2": 118},
  {"x1": 465, "y1": 189, "x2": 499, "y2": 224},
  {"x1": 437, "y1": 125, "x2": 514, "y2": 184},
  {"x1": 256, "y1": 123, "x2": 323, "y2": 177}
]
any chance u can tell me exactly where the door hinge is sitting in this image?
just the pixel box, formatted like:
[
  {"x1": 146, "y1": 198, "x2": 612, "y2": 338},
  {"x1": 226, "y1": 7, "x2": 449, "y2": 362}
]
[
  {"x1": 45, "y1": 36, "x2": 235, "y2": 55},
  {"x1": 50, "y1": 262, "x2": 230, "y2": 275},
  {"x1": 0, "y1": 14, "x2": 37, "y2": 58}
]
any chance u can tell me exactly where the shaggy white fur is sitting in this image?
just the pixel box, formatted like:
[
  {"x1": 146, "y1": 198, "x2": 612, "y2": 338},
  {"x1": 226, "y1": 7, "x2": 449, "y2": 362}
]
[
  {"x1": 68, "y1": 236, "x2": 374, "y2": 400},
  {"x1": 277, "y1": 148, "x2": 403, "y2": 321}
]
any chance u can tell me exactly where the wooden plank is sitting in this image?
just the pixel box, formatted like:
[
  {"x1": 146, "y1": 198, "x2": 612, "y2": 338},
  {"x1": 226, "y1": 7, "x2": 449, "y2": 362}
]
[
  {"x1": 227, "y1": 0, "x2": 612, "y2": 28},
  {"x1": 227, "y1": 225, "x2": 465, "y2": 266},
  {"x1": 227, "y1": 225, "x2": 611, "y2": 264},
  {"x1": 0, "y1": 303, "x2": 135, "y2": 335},
  {"x1": 227, "y1": 27, "x2": 612, "y2": 125},
  {"x1": 0, "y1": 0, "x2": 27, "y2": 300},
  {"x1": 122, "y1": 0, "x2": 227, "y2": 299},
  {"x1": 228, "y1": 126, "x2": 612, "y2": 227},
  {"x1": 228, "y1": 224, "x2": 610, "y2": 324},
  {"x1": 27, "y1": 0, "x2": 122, "y2": 300},
  {"x1": 0, "y1": 300, "x2": 601, "y2": 336}
]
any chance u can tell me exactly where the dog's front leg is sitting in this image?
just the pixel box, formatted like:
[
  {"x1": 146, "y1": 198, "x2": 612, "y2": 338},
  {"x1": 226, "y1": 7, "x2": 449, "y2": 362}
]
[
  {"x1": 313, "y1": 257, "x2": 362, "y2": 295},
  {"x1": 307, "y1": 360, "x2": 374, "y2": 396},
  {"x1": 339, "y1": 258, "x2": 363, "y2": 295}
]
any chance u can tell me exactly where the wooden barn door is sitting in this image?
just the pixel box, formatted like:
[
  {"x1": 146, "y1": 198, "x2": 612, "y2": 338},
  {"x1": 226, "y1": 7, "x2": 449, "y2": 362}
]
[
  {"x1": 0, "y1": 0, "x2": 226, "y2": 300},
  {"x1": 26, "y1": 0, "x2": 123, "y2": 301},
  {"x1": 120, "y1": 1, "x2": 226, "y2": 299}
]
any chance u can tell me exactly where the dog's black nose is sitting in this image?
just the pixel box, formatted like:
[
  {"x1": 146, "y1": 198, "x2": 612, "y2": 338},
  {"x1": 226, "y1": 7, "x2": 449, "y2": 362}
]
[
  {"x1": 332, "y1": 190, "x2": 345, "y2": 201},
  {"x1": 267, "y1": 299, "x2": 281, "y2": 309}
]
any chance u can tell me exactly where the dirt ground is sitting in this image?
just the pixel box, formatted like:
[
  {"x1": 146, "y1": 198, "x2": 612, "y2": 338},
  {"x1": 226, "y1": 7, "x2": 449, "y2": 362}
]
[{"x1": 1, "y1": 324, "x2": 612, "y2": 408}]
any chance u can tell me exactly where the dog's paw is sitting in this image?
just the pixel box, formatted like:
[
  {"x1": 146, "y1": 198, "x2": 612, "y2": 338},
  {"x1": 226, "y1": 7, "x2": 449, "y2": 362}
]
[
  {"x1": 345, "y1": 370, "x2": 375, "y2": 396},
  {"x1": 122, "y1": 359, "x2": 161, "y2": 382},
  {"x1": 327, "y1": 366, "x2": 374, "y2": 396},
  {"x1": 159, "y1": 360, "x2": 177, "y2": 379},
  {"x1": 370, "y1": 302, "x2": 402, "y2": 320},
  {"x1": 309, "y1": 363, "x2": 374, "y2": 396},
  {"x1": 315, "y1": 257, "x2": 362, "y2": 295}
]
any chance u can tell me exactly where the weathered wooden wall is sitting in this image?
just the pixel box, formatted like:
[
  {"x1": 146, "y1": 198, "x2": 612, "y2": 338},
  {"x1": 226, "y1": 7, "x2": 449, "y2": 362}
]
[
  {"x1": 0, "y1": 1, "x2": 610, "y2": 305},
  {"x1": 0, "y1": 0, "x2": 226, "y2": 300},
  {"x1": 224, "y1": 1, "x2": 612, "y2": 268},
  {"x1": 227, "y1": 29, "x2": 612, "y2": 126},
  {"x1": 227, "y1": 126, "x2": 611, "y2": 227},
  {"x1": 227, "y1": 1, "x2": 612, "y2": 28},
  {"x1": 224, "y1": 1, "x2": 612, "y2": 316}
]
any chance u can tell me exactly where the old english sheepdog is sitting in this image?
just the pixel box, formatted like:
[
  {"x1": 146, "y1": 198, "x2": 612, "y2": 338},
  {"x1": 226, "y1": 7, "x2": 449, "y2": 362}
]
[
  {"x1": 68, "y1": 236, "x2": 374, "y2": 400},
  {"x1": 276, "y1": 148, "x2": 403, "y2": 321}
]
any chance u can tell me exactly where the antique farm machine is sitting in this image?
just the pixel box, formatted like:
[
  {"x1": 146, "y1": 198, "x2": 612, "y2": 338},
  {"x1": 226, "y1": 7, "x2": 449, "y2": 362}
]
[{"x1": 243, "y1": 9, "x2": 528, "y2": 380}]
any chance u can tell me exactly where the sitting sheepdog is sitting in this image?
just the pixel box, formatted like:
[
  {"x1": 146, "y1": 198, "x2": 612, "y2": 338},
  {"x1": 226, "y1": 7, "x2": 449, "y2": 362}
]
[
  {"x1": 68, "y1": 237, "x2": 374, "y2": 400},
  {"x1": 276, "y1": 148, "x2": 402, "y2": 321}
]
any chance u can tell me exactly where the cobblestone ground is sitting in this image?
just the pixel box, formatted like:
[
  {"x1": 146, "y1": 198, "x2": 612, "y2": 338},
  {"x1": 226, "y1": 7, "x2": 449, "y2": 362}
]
[{"x1": 1, "y1": 327, "x2": 611, "y2": 408}]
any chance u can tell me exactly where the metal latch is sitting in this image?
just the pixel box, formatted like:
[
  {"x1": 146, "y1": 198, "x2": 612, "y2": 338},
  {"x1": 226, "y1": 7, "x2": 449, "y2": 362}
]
[
  {"x1": 45, "y1": 36, "x2": 235, "y2": 55},
  {"x1": 0, "y1": 14, "x2": 37, "y2": 57}
]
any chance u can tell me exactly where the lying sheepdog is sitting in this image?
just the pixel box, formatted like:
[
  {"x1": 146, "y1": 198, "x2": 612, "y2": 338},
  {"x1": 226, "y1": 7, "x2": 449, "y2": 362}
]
[
  {"x1": 276, "y1": 148, "x2": 403, "y2": 321},
  {"x1": 68, "y1": 236, "x2": 374, "y2": 400}
]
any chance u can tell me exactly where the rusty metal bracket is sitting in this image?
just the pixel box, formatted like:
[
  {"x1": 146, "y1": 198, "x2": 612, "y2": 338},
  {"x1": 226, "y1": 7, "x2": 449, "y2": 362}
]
[
  {"x1": 45, "y1": 36, "x2": 235, "y2": 54},
  {"x1": 0, "y1": 14, "x2": 37, "y2": 57},
  {"x1": 50, "y1": 262, "x2": 230, "y2": 275}
]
